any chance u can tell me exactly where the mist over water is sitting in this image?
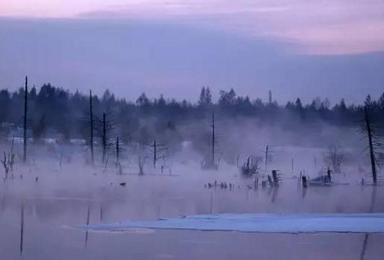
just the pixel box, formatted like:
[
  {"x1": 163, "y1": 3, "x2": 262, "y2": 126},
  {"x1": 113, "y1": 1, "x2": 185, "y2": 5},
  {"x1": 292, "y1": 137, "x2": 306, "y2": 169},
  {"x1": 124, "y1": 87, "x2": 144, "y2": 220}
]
[{"x1": 0, "y1": 115, "x2": 383, "y2": 259}]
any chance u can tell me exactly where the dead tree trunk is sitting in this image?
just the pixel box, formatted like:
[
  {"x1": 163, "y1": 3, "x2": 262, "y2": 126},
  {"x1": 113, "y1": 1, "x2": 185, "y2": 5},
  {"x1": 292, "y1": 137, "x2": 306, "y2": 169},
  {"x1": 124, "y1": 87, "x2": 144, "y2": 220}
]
[
  {"x1": 115, "y1": 136, "x2": 120, "y2": 165},
  {"x1": 102, "y1": 112, "x2": 107, "y2": 163},
  {"x1": 153, "y1": 139, "x2": 157, "y2": 168},
  {"x1": 301, "y1": 176, "x2": 308, "y2": 188},
  {"x1": 211, "y1": 112, "x2": 215, "y2": 166},
  {"x1": 364, "y1": 107, "x2": 377, "y2": 185},
  {"x1": 89, "y1": 90, "x2": 94, "y2": 164},
  {"x1": 264, "y1": 145, "x2": 269, "y2": 173},
  {"x1": 23, "y1": 76, "x2": 28, "y2": 163}
]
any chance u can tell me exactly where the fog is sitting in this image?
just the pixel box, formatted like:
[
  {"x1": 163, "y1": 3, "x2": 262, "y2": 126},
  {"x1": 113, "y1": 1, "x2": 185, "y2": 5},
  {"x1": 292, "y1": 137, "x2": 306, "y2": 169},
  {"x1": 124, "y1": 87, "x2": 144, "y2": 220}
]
[
  {"x1": 2, "y1": 1, "x2": 384, "y2": 258},
  {"x1": 0, "y1": 110, "x2": 383, "y2": 259}
]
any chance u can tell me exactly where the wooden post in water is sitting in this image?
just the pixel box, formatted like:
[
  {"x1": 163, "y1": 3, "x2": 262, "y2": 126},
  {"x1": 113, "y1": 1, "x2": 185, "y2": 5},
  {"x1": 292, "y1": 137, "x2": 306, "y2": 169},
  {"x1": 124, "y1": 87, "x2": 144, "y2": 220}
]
[
  {"x1": 364, "y1": 107, "x2": 377, "y2": 185},
  {"x1": 301, "y1": 176, "x2": 307, "y2": 188},
  {"x1": 327, "y1": 167, "x2": 332, "y2": 183},
  {"x1": 23, "y1": 76, "x2": 28, "y2": 163},
  {"x1": 272, "y1": 170, "x2": 279, "y2": 186}
]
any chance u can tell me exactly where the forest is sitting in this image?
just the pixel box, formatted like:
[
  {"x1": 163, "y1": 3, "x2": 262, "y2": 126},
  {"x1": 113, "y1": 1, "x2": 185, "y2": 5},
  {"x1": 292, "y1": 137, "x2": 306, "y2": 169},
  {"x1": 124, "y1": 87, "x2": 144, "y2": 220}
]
[
  {"x1": 0, "y1": 79, "x2": 383, "y2": 168},
  {"x1": 0, "y1": 82, "x2": 383, "y2": 138}
]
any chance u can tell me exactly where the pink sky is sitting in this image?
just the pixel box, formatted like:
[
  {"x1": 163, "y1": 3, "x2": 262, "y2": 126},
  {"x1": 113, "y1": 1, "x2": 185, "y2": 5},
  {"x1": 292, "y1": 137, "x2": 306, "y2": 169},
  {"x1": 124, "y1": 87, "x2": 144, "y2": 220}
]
[{"x1": 1, "y1": 0, "x2": 384, "y2": 54}]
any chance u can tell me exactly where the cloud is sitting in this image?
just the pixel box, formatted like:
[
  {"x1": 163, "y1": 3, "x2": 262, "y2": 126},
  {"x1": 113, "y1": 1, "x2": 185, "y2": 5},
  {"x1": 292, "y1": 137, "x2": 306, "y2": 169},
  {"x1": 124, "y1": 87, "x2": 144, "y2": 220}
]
[
  {"x1": 80, "y1": 0, "x2": 384, "y2": 55},
  {"x1": 1, "y1": 0, "x2": 384, "y2": 54}
]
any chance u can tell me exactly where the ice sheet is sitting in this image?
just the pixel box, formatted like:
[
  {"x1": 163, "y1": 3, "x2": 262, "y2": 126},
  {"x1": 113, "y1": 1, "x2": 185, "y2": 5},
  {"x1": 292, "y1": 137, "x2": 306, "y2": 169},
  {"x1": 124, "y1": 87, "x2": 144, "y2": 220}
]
[{"x1": 79, "y1": 213, "x2": 384, "y2": 234}]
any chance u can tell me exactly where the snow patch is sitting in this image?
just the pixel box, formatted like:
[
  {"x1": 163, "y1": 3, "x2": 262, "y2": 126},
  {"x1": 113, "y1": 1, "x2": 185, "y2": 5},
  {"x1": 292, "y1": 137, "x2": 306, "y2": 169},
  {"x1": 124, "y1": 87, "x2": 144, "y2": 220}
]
[{"x1": 78, "y1": 213, "x2": 384, "y2": 234}]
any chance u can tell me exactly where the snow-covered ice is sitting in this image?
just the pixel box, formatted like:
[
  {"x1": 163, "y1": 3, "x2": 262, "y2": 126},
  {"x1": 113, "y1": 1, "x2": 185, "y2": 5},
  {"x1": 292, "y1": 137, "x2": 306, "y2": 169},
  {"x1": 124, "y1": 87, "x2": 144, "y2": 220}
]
[{"x1": 80, "y1": 213, "x2": 384, "y2": 234}]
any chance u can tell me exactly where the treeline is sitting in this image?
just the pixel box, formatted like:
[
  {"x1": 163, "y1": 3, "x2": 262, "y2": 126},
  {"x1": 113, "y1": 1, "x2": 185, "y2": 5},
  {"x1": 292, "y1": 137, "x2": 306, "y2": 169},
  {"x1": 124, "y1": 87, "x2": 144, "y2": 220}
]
[{"x1": 0, "y1": 83, "x2": 383, "y2": 145}]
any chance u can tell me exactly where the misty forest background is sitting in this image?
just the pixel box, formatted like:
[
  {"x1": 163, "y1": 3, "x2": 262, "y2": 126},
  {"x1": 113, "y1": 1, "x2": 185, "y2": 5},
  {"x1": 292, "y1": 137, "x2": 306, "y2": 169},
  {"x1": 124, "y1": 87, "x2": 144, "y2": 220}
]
[{"x1": 0, "y1": 82, "x2": 383, "y2": 165}]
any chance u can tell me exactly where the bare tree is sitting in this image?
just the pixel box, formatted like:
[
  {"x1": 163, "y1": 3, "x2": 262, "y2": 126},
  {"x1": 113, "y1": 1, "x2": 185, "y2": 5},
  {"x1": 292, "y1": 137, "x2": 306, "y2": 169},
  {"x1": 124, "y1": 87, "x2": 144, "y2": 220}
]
[
  {"x1": 138, "y1": 155, "x2": 145, "y2": 175},
  {"x1": 102, "y1": 112, "x2": 107, "y2": 163},
  {"x1": 149, "y1": 139, "x2": 168, "y2": 169},
  {"x1": 134, "y1": 142, "x2": 148, "y2": 175},
  {"x1": 23, "y1": 76, "x2": 28, "y2": 163},
  {"x1": 115, "y1": 136, "x2": 120, "y2": 166},
  {"x1": 97, "y1": 112, "x2": 115, "y2": 165},
  {"x1": 2, "y1": 152, "x2": 10, "y2": 179},
  {"x1": 240, "y1": 155, "x2": 262, "y2": 177},
  {"x1": 201, "y1": 112, "x2": 218, "y2": 170},
  {"x1": 363, "y1": 107, "x2": 378, "y2": 184},
  {"x1": 323, "y1": 145, "x2": 345, "y2": 173},
  {"x1": 89, "y1": 90, "x2": 94, "y2": 164}
]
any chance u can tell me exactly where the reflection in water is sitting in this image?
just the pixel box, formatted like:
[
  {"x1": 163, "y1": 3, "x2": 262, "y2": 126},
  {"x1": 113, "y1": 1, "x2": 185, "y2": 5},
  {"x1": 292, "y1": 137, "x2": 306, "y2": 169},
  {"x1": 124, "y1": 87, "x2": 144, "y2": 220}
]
[
  {"x1": 20, "y1": 202, "x2": 24, "y2": 256},
  {"x1": 85, "y1": 205, "x2": 91, "y2": 248},
  {"x1": 360, "y1": 234, "x2": 369, "y2": 260},
  {"x1": 360, "y1": 186, "x2": 378, "y2": 260},
  {"x1": 99, "y1": 204, "x2": 103, "y2": 223}
]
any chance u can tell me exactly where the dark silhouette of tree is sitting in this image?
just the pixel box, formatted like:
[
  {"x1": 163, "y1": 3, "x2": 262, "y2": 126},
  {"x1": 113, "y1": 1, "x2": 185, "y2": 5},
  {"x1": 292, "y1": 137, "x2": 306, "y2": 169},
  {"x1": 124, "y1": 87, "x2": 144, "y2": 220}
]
[
  {"x1": 219, "y1": 89, "x2": 236, "y2": 107},
  {"x1": 199, "y1": 87, "x2": 212, "y2": 106},
  {"x1": 136, "y1": 93, "x2": 150, "y2": 106},
  {"x1": 23, "y1": 76, "x2": 28, "y2": 163},
  {"x1": 361, "y1": 95, "x2": 383, "y2": 185},
  {"x1": 363, "y1": 106, "x2": 377, "y2": 184},
  {"x1": 89, "y1": 90, "x2": 94, "y2": 164}
]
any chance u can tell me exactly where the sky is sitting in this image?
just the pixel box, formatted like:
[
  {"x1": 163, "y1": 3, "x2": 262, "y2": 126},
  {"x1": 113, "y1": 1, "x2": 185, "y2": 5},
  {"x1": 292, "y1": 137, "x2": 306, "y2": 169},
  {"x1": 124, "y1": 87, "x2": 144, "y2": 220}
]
[{"x1": 0, "y1": 0, "x2": 384, "y2": 104}]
